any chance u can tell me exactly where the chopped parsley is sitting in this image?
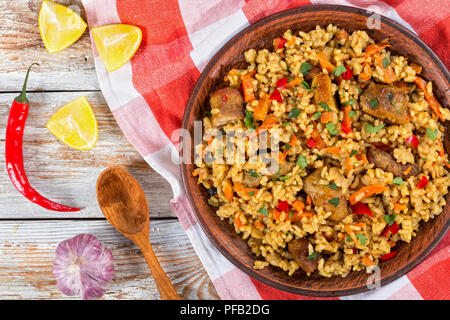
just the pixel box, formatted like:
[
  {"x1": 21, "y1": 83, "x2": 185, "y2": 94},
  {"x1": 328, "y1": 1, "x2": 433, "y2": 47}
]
[
  {"x1": 369, "y1": 98, "x2": 379, "y2": 109},
  {"x1": 356, "y1": 233, "x2": 368, "y2": 246},
  {"x1": 382, "y1": 57, "x2": 390, "y2": 68},
  {"x1": 301, "y1": 80, "x2": 310, "y2": 90},
  {"x1": 318, "y1": 102, "x2": 332, "y2": 111},
  {"x1": 288, "y1": 107, "x2": 301, "y2": 119},
  {"x1": 300, "y1": 62, "x2": 313, "y2": 76},
  {"x1": 280, "y1": 176, "x2": 290, "y2": 181},
  {"x1": 326, "y1": 122, "x2": 338, "y2": 136},
  {"x1": 205, "y1": 110, "x2": 212, "y2": 116},
  {"x1": 343, "y1": 99, "x2": 356, "y2": 106},
  {"x1": 346, "y1": 235, "x2": 352, "y2": 242},
  {"x1": 392, "y1": 177, "x2": 405, "y2": 186},
  {"x1": 365, "y1": 123, "x2": 385, "y2": 133},
  {"x1": 244, "y1": 110, "x2": 255, "y2": 129},
  {"x1": 328, "y1": 197, "x2": 340, "y2": 207},
  {"x1": 247, "y1": 191, "x2": 256, "y2": 196},
  {"x1": 296, "y1": 155, "x2": 308, "y2": 168},
  {"x1": 325, "y1": 183, "x2": 338, "y2": 190},
  {"x1": 312, "y1": 112, "x2": 322, "y2": 120},
  {"x1": 258, "y1": 204, "x2": 268, "y2": 216},
  {"x1": 248, "y1": 169, "x2": 260, "y2": 178},
  {"x1": 332, "y1": 65, "x2": 347, "y2": 77},
  {"x1": 384, "y1": 214, "x2": 396, "y2": 226},
  {"x1": 348, "y1": 110, "x2": 357, "y2": 118},
  {"x1": 307, "y1": 252, "x2": 317, "y2": 261},
  {"x1": 426, "y1": 128, "x2": 437, "y2": 141},
  {"x1": 350, "y1": 150, "x2": 358, "y2": 157}
]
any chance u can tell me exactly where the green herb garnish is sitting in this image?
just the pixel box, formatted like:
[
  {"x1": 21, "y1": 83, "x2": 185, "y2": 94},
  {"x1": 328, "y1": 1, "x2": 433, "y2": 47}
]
[
  {"x1": 384, "y1": 214, "x2": 396, "y2": 226},
  {"x1": 244, "y1": 110, "x2": 255, "y2": 129},
  {"x1": 332, "y1": 65, "x2": 346, "y2": 77},
  {"x1": 258, "y1": 204, "x2": 268, "y2": 216},
  {"x1": 392, "y1": 177, "x2": 405, "y2": 186},
  {"x1": 248, "y1": 169, "x2": 260, "y2": 178},
  {"x1": 328, "y1": 197, "x2": 340, "y2": 207},
  {"x1": 369, "y1": 98, "x2": 379, "y2": 109},
  {"x1": 365, "y1": 123, "x2": 385, "y2": 133},
  {"x1": 307, "y1": 252, "x2": 317, "y2": 261},
  {"x1": 356, "y1": 233, "x2": 368, "y2": 246},
  {"x1": 325, "y1": 183, "x2": 338, "y2": 190},
  {"x1": 288, "y1": 108, "x2": 301, "y2": 119},
  {"x1": 326, "y1": 122, "x2": 338, "y2": 136},
  {"x1": 247, "y1": 191, "x2": 256, "y2": 196},
  {"x1": 382, "y1": 57, "x2": 390, "y2": 68},
  {"x1": 343, "y1": 99, "x2": 356, "y2": 106},
  {"x1": 350, "y1": 150, "x2": 358, "y2": 157},
  {"x1": 301, "y1": 80, "x2": 310, "y2": 90},
  {"x1": 300, "y1": 62, "x2": 313, "y2": 76},
  {"x1": 348, "y1": 110, "x2": 357, "y2": 118},
  {"x1": 280, "y1": 176, "x2": 290, "y2": 181},
  {"x1": 346, "y1": 235, "x2": 352, "y2": 242},
  {"x1": 318, "y1": 102, "x2": 331, "y2": 111},
  {"x1": 312, "y1": 112, "x2": 322, "y2": 120},
  {"x1": 296, "y1": 155, "x2": 308, "y2": 168},
  {"x1": 426, "y1": 128, "x2": 437, "y2": 141}
]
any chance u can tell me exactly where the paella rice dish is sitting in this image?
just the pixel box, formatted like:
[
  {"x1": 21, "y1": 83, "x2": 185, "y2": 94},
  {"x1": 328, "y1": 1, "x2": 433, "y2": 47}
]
[{"x1": 193, "y1": 24, "x2": 450, "y2": 277}]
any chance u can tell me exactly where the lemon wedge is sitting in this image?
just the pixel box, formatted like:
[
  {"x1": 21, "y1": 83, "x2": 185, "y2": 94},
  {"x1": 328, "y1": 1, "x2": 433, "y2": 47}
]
[
  {"x1": 47, "y1": 96, "x2": 98, "y2": 150},
  {"x1": 39, "y1": 0, "x2": 87, "y2": 53},
  {"x1": 92, "y1": 24, "x2": 142, "y2": 72}
]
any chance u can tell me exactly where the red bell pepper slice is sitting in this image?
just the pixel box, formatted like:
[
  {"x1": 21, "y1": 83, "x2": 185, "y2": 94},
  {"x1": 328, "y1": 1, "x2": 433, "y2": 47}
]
[
  {"x1": 351, "y1": 203, "x2": 374, "y2": 217},
  {"x1": 381, "y1": 250, "x2": 398, "y2": 261},
  {"x1": 306, "y1": 138, "x2": 317, "y2": 148},
  {"x1": 277, "y1": 201, "x2": 290, "y2": 212},
  {"x1": 276, "y1": 77, "x2": 288, "y2": 89},
  {"x1": 341, "y1": 65, "x2": 353, "y2": 80},
  {"x1": 274, "y1": 37, "x2": 287, "y2": 49},
  {"x1": 417, "y1": 176, "x2": 429, "y2": 189},
  {"x1": 269, "y1": 89, "x2": 283, "y2": 102},
  {"x1": 406, "y1": 134, "x2": 419, "y2": 148}
]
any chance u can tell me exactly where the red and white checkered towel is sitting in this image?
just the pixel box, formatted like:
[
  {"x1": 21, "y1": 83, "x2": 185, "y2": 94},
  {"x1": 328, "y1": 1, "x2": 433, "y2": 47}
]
[{"x1": 82, "y1": 0, "x2": 450, "y2": 300}]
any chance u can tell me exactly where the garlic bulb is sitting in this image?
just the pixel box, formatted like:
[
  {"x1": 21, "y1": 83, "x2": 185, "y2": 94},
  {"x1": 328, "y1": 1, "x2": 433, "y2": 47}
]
[{"x1": 53, "y1": 234, "x2": 114, "y2": 300}]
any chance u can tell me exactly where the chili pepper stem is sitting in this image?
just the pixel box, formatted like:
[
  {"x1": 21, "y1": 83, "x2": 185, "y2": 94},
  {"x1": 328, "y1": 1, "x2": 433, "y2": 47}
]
[{"x1": 15, "y1": 63, "x2": 39, "y2": 104}]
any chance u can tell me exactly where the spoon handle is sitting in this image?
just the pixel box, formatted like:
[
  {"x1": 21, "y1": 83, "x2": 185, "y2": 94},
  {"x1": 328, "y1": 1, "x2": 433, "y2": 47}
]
[{"x1": 133, "y1": 232, "x2": 181, "y2": 300}]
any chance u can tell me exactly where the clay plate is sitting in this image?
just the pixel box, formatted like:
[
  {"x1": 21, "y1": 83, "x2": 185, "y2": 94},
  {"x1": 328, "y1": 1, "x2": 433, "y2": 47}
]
[{"x1": 180, "y1": 5, "x2": 449, "y2": 296}]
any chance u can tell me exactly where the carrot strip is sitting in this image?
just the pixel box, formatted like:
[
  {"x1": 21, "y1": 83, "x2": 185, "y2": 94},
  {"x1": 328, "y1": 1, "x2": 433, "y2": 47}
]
[
  {"x1": 254, "y1": 220, "x2": 265, "y2": 230},
  {"x1": 349, "y1": 184, "x2": 387, "y2": 205},
  {"x1": 317, "y1": 52, "x2": 335, "y2": 73},
  {"x1": 364, "y1": 42, "x2": 390, "y2": 58},
  {"x1": 292, "y1": 200, "x2": 305, "y2": 213},
  {"x1": 311, "y1": 127, "x2": 326, "y2": 149},
  {"x1": 223, "y1": 179, "x2": 234, "y2": 202},
  {"x1": 393, "y1": 203, "x2": 407, "y2": 211},
  {"x1": 410, "y1": 63, "x2": 422, "y2": 74},
  {"x1": 306, "y1": 195, "x2": 312, "y2": 206},
  {"x1": 284, "y1": 78, "x2": 302, "y2": 88},
  {"x1": 283, "y1": 135, "x2": 298, "y2": 158},
  {"x1": 241, "y1": 74, "x2": 255, "y2": 103},
  {"x1": 342, "y1": 105, "x2": 352, "y2": 133},
  {"x1": 362, "y1": 256, "x2": 376, "y2": 266},
  {"x1": 414, "y1": 76, "x2": 444, "y2": 121},
  {"x1": 234, "y1": 215, "x2": 242, "y2": 229},
  {"x1": 345, "y1": 157, "x2": 354, "y2": 170},
  {"x1": 403, "y1": 166, "x2": 412, "y2": 176},
  {"x1": 325, "y1": 146, "x2": 341, "y2": 155},
  {"x1": 254, "y1": 93, "x2": 271, "y2": 121},
  {"x1": 359, "y1": 63, "x2": 372, "y2": 81},
  {"x1": 273, "y1": 208, "x2": 282, "y2": 221}
]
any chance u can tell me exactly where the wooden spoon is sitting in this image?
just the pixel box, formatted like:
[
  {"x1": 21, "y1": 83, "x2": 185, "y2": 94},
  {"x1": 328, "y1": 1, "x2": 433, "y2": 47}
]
[{"x1": 96, "y1": 166, "x2": 181, "y2": 300}]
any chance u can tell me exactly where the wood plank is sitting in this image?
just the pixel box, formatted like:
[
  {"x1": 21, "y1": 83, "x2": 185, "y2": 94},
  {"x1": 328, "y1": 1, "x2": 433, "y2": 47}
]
[
  {"x1": 0, "y1": 219, "x2": 219, "y2": 300},
  {"x1": 0, "y1": 0, "x2": 99, "y2": 91},
  {"x1": 0, "y1": 91, "x2": 176, "y2": 219}
]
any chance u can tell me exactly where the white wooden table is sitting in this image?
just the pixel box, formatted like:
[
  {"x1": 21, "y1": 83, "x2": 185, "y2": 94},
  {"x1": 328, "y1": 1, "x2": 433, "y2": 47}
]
[{"x1": 0, "y1": 0, "x2": 219, "y2": 300}]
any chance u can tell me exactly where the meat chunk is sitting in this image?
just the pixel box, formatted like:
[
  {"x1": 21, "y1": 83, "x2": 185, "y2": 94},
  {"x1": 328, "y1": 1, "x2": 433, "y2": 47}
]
[
  {"x1": 210, "y1": 88, "x2": 245, "y2": 128},
  {"x1": 242, "y1": 171, "x2": 260, "y2": 188},
  {"x1": 312, "y1": 73, "x2": 338, "y2": 112},
  {"x1": 367, "y1": 147, "x2": 420, "y2": 179},
  {"x1": 360, "y1": 82, "x2": 411, "y2": 124},
  {"x1": 303, "y1": 66, "x2": 322, "y2": 82},
  {"x1": 303, "y1": 168, "x2": 349, "y2": 222},
  {"x1": 279, "y1": 161, "x2": 295, "y2": 176},
  {"x1": 288, "y1": 238, "x2": 321, "y2": 273}
]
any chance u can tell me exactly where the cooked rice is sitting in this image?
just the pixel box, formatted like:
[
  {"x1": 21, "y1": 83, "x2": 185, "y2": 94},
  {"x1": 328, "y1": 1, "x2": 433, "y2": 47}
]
[{"x1": 193, "y1": 25, "x2": 450, "y2": 278}]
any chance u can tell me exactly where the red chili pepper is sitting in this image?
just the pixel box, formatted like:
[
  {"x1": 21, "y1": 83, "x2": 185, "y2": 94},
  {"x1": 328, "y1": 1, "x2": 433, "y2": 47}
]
[
  {"x1": 269, "y1": 89, "x2": 283, "y2": 102},
  {"x1": 5, "y1": 64, "x2": 80, "y2": 212},
  {"x1": 276, "y1": 77, "x2": 288, "y2": 89},
  {"x1": 277, "y1": 201, "x2": 290, "y2": 212},
  {"x1": 405, "y1": 134, "x2": 419, "y2": 148},
  {"x1": 351, "y1": 203, "x2": 374, "y2": 217},
  {"x1": 341, "y1": 122, "x2": 352, "y2": 135},
  {"x1": 341, "y1": 65, "x2": 353, "y2": 80},
  {"x1": 380, "y1": 250, "x2": 398, "y2": 261},
  {"x1": 417, "y1": 176, "x2": 429, "y2": 189},
  {"x1": 306, "y1": 138, "x2": 317, "y2": 148},
  {"x1": 382, "y1": 221, "x2": 400, "y2": 237}
]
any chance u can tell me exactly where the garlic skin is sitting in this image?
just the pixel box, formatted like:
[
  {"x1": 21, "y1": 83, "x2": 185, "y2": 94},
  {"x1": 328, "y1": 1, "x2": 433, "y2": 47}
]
[{"x1": 53, "y1": 234, "x2": 114, "y2": 300}]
